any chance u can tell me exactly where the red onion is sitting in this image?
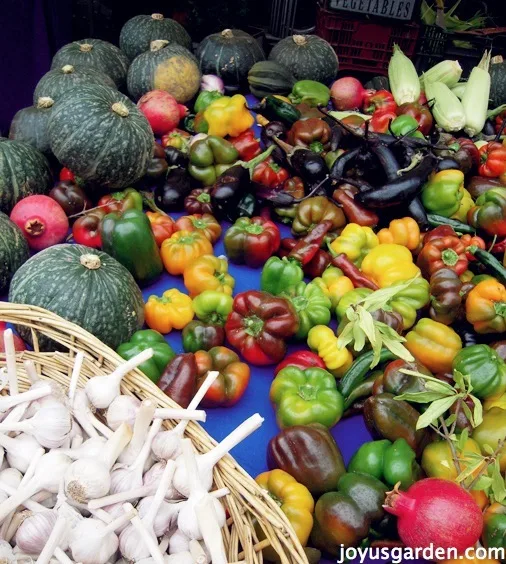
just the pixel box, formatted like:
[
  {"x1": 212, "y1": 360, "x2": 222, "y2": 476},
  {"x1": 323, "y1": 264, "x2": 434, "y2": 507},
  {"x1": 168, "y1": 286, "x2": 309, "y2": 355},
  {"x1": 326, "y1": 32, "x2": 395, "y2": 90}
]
[
  {"x1": 330, "y1": 77, "x2": 365, "y2": 111},
  {"x1": 384, "y1": 478, "x2": 483, "y2": 552},
  {"x1": 201, "y1": 75, "x2": 225, "y2": 95}
]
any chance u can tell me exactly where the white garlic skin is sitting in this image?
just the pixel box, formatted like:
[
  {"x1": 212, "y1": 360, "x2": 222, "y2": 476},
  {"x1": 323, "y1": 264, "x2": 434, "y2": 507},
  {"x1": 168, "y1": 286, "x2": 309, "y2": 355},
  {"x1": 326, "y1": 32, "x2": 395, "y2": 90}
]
[
  {"x1": 136, "y1": 496, "x2": 179, "y2": 537},
  {"x1": 118, "y1": 523, "x2": 153, "y2": 562},
  {"x1": 106, "y1": 396, "x2": 140, "y2": 431},
  {"x1": 169, "y1": 529, "x2": 190, "y2": 554},
  {"x1": 33, "y1": 403, "x2": 72, "y2": 448},
  {"x1": 177, "y1": 496, "x2": 226, "y2": 541},
  {"x1": 64, "y1": 458, "x2": 111, "y2": 503},
  {"x1": 15, "y1": 510, "x2": 56, "y2": 555},
  {"x1": 69, "y1": 518, "x2": 118, "y2": 564},
  {"x1": 5, "y1": 433, "x2": 41, "y2": 473},
  {"x1": 109, "y1": 464, "x2": 143, "y2": 495}
]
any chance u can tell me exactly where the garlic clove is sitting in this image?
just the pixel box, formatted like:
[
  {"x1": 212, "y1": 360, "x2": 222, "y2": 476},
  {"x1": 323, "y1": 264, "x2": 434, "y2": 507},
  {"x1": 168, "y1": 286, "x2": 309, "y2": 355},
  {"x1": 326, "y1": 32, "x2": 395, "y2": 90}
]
[
  {"x1": 15, "y1": 509, "x2": 57, "y2": 555},
  {"x1": 64, "y1": 458, "x2": 112, "y2": 504},
  {"x1": 106, "y1": 395, "x2": 141, "y2": 431}
]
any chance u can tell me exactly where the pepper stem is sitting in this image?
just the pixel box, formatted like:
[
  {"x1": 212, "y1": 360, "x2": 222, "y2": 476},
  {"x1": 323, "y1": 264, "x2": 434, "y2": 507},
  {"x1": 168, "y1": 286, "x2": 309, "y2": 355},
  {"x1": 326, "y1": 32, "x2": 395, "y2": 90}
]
[
  {"x1": 495, "y1": 301, "x2": 506, "y2": 318},
  {"x1": 240, "y1": 145, "x2": 276, "y2": 178},
  {"x1": 243, "y1": 314, "x2": 264, "y2": 337},
  {"x1": 441, "y1": 248, "x2": 459, "y2": 267}
]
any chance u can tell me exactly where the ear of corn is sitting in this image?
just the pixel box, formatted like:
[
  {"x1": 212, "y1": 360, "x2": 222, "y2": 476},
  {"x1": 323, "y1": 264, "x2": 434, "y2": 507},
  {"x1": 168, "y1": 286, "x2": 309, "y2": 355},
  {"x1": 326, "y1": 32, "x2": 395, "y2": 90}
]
[
  {"x1": 461, "y1": 51, "x2": 491, "y2": 137},
  {"x1": 424, "y1": 80, "x2": 466, "y2": 132},
  {"x1": 451, "y1": 82, "x2": 467, "y2": 99},
  {"x1": 420, "y1": 60, "x2": 463, "y2": 89},
  {"x1": 388, "y1": 44, "x2": 421, "y2": 105}
]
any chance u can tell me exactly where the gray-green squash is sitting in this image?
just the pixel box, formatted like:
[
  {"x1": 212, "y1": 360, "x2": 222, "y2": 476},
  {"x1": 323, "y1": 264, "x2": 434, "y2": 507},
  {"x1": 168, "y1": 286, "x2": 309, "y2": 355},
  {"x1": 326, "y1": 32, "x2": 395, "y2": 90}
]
[
  {"x1": 51, "y1": 39, "x2": 130, "y2": 88},
  {"x1": 8, "y1": 244, "x2": 144, "y2": 350},
  {"x1": 490, "y1": 57, "x2": 506, "y2": 107},
  {"x1": 248, "y1": 61, "x2": 296, "y2": 98},
  {"x1": 120, "y1": 13, "x2": 192, "y2": 61},
  {"x1": 48, "y1": 84, "x2": 153, "y2": 190},
  {"x1": 9, "y1": 97, "x2": 55, "y2": 157},
  {"x1": 0, "y1": 138, "x2": 53, "y2": 214},
  {"x1": 0, "y1": 212, "x2": 30, "y2": 296}
]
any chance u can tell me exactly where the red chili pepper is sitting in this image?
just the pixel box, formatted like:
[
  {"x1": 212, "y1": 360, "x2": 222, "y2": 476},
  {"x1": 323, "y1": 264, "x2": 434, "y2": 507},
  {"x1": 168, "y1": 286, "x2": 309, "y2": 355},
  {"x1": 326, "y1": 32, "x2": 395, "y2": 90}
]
[
  {"x1": 278, "y1": 239, "x2": 331, "y2": 278},
  {"x1": 460, "y1": 234, "x2": 486, "y2": 262},
  {"x1": 228, "y1": 129, "x2": 262, "y2": 162},
  {"x1": 330, "y1": 254, "x2": 379, "y2": 290},
  {"x1": 491, "y1": 238, "x2": 506, "y2": 255},
  {"x1": 59, "y1": 167, "x2": 75, "y2": 182},
  {"x1": 369, "y1": 109, "x2": 398, "y2": 133},
  {"x1": 72, "y1": 209, "x2": 106, "y2": 248},
  {"x1": 362, "y1": 90, "x2": 397, "y2": 115},
  {"x1": 332, "y1": 186, "x2": 379, "y2": 227},
  {"x1": 288, "y1": 220, "x2": 333, "y2": 266},
  {"x1": 252, "y1": 157, "x2": 290, "y2": 188},
  {"x1": 275, "y1": 350, "x2": 326, "y2": 375}
]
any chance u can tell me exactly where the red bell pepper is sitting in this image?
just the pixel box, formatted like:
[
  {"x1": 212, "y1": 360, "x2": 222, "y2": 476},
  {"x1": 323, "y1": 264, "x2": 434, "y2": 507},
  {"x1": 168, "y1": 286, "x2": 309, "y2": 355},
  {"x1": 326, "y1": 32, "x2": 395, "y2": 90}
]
[
  {"x1": 0, "y1": 323, "x2": 26, "y2": 352},
  {"x1": 396, "y1": 102, "x2": 433, "y2": 136},
  {"x1": 229, "y1": 129, "x2": 262, "y2": 162},
  {"x1": 252, "y1": 158, "x2": 290, "y2": 188},
  {"x1": 225, "y1": 290, "x2": 299, "y2": 365},
  {"x1": 495, "y1": 111, "x2": 506, "y2": 134},
  {"x1": 369, "y1": 109, "x2": 398, "y2": 133},
  {"x1": 363, "y1": 90, "x2": 397, "y2": 115},
  {"x1": 59, "y1": 167, "x2": 75, "y2": 182},
  {"x1": 72, "y1": 209, "x2": 106, "y2": 248},
  {"x1": 161, "y1": 128, "x2": 190, "y2": 151},
  {"x1": 455, "y1": 137, "x2": 480, "y2": 169},
  {"x1": 417, "y1": 236, "x2": 469, "y2": 277},
  {"x1": 97, "y1": 188, "x2": 143, "y2": 214},
  {"x1": 282, "y1": 177, "x2": 305, "y2": 199},
  {"x1": 275, "y1": 350, "x2": 326, "y2": 375},
  {"x1": 423, "y1": 225, "x2": 458, "y2": 244},
  {"x1": 479, "y1": 142, "x2": 506, "y2": 178},
  {"x1": 418, "y1": 91, "x2": 428, "y2": 105},
  {"x1": 146, "y1": 211, "x2": 176, "y2": 246},
  {"x1": 460, "y1": 234, "x2": 486, "y2": 262}
]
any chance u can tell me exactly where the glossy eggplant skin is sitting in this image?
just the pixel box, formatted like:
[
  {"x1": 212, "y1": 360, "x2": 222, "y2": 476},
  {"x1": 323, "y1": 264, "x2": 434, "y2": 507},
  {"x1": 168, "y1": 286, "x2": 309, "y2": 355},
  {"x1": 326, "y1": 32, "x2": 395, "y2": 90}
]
[
  {"x1": 154, "y1": 168, "x2": 192, "y2": 212},
  {"x1": 210, "y1": 165, "x2": 250, "y2": 222}
]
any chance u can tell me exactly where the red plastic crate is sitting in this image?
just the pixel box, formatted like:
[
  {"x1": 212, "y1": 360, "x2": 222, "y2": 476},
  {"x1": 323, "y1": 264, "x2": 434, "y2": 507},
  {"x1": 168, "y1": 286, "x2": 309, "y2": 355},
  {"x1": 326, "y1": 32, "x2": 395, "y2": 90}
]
[{"x1": 316, "y1": 6, "x2": 420, "y2": 74}]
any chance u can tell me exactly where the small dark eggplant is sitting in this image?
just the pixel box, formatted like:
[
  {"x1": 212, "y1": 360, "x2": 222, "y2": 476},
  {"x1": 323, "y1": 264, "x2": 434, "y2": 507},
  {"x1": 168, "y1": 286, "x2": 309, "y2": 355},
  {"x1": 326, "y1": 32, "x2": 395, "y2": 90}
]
[
  {"x1": 436, "y1": 158, "x2": 461, "y2": 172},
  {"x1": 211, "y1": 165, "x2": 251, "y2": 222},
  {"x1": 407, "y1": 197, "x2": 429, "y2": 230},
  {"x1": 330, "y1": 147, "x2": 361, "y2": 181},
  {"x1": 261, "y1": 121, "x2": 288, "y2": 166},
  {"x1": 164, "y1": 146, "x2": 189, "y2": 168},
  {"x1": 154, "y1": 167, "x2": 192, "y2": 212}
]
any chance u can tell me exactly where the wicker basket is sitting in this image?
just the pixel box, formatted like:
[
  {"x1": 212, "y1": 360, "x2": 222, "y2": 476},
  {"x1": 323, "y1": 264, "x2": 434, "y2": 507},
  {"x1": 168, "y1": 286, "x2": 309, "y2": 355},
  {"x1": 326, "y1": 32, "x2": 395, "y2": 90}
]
[{"x1": 0, "y1": 302, "x2": 308, "y2": 564}]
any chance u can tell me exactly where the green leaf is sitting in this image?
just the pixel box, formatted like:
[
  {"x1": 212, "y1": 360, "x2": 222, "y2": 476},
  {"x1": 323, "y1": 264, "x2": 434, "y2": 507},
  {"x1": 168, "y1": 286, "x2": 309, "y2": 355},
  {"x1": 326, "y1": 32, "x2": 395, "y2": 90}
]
[
  {"x1": 394, "y1": 391, "x2": 449, "y2": 403},
  {"x1": 358, "y1": 275, "x2": 420, "y2": 313},
  {"x1": 457, "y1": 428, "x2": 469, "y2": 452},
  {"x1": 352, "y1": 322, "x2": 366, "y2": 352},
  {"x1": 425, "y1": 380, "x2": 455, "y2": 395},
  {"x1": 472, "y1": 475, "x2": 492, "y2": 493},
  {"x1": 381, "y1": 336, "x2": 414, "y2": 363},
  {"x1": 469, "y1": 394, "x2": 483, "y2": 428},
  {"x1": 492, "y1": 459, "x2": 506, "y2": 503},
  {"x1": 483, "y1": 443, "x2": 496, "y2": 455},
  {"x1": 357, "y1": 307, "x2": 377, "y2": 346},
  {"x1": 445, "y1": 414, "x2": 457, "y2": 427},
  {"x1": 416, "y1": 396, "x2": 458, "y2": 429},
  {"x1": 461, "y1": 401, "x2": 473, "y2": 425},
  {"x1": 453, "y1": 370, "x2": 465, "y2": 391},
  {"x1": 455, "y1": 459, "x2": 485, "y2": 483},
  {"x1": 337, "y1": 324, "x2": 354, "y2": 350},
  {"x1": 399, "y1": 369, "x2": 456, "y2": 392}
]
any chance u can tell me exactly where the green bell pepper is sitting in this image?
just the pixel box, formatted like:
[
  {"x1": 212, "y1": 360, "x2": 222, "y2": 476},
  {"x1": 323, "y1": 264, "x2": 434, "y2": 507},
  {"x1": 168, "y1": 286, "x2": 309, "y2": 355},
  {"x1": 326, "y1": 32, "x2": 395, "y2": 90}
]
[
  {"x1": 281, "y1": 282, "x2": 332, "y2": 339},
  {"x1": 390, "y1": 115, "x2": 424, "y2": 138},
  {"x1": 484, "y1": 504, "x2": 506, "y2": 551},
  {"x1": 260, "y1": 256, "x2": 304, "y2": 296},
  {"x1": 336, "y1": 287, "x2": 372, "y2": 332},
  {"x1": 182, "y1": 320, "x2": 225, "y2": 352},
  {"x1": 188, "y1": 136, "x2": 239, "y2": 185},
  {"x1": 101, "y1": 209, "x2": 163, "y2": 285},
  {"x1": 289, "y1": 80, "x2": 331, "y2": 107},
  {"x1": 337, "y1": 472, "x2": 388, "y2": 523},
  {"x1": 348, "y1": 440, "x2": 392, "y2": 481},
  {"x1": 192, "y1": 290, "x2": 233, "y2": 326},
  {"x1": 116, "y1": 329, "x2": 175, "y2": 383},
  {"x1": 270, "y1": 366, "x2": 344, "y2": 429},
  {"x1": 452, "y1": 344, "x2": 506, "y2": 399},
  {"x1": 387, "y1": 277, "x2": 430, "y2": 329},
  {"x1": 194, "y1": 91, "x2": 223, "y2": 113},
  {"x1": 421, "y1": 169, "x2": 465, "y2": 218}
]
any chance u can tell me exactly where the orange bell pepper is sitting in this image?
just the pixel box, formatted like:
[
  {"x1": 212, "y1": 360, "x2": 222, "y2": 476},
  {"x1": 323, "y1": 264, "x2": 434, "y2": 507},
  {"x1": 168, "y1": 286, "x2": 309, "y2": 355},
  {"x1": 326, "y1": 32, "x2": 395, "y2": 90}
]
[
  {"x1": 439, "y1": 551, "x2": 499, "y2": 564},
  {"x1": 405, "y1": 318, "x2": 462, "y2": 374},
  {"x1": 377, "y1": 217, "x2": 421, "y2": 251},
  {"x1": 174, "y1": 213, "x2": 222, "y2": 243},
  {"x1": 466, "y1": 278, "x2": 506, "y2": 333},
  {"x1": 160, "y1": 230, "x2": 213, "y2": 275},
  {"x1": 183, "y1": 254, "x2": 235, "y2": 297},
  {"x1": 146, "y1": 211, "x2": 176, "y2": 246},
  {"x1": 144, "y1": 289, "x2": 194, "y2": 334}
]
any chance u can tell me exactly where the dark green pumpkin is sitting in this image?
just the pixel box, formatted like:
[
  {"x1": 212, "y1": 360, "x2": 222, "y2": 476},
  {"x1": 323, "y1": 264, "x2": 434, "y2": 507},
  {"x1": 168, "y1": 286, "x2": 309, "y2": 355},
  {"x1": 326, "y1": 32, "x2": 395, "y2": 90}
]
[
  {"x1": 48, "y1": 84, "x2": 153, "y2": 190},
  {"x1": 490, "y1": 59, "x2": 506, "y2": 107},
  {"x1": 127, "y1": 40, "x2": 201, "y2": 103},
  {"x1": 8, "y1": 244, "x2": 144, "y2": 350},
  {"x1": 120, "y1": 13, "x2": 192, "y2": 61},
  {"x1": 268, "y1": 34, "x2": 339, "y2": 84},
  {"x1": 0, "y1": 212, "x2": 29, "y2": 296},
  {"x1": 33, "y1": 64, "x2": 116, "y2": 103},
  {"x1": 9, "y1": 97, "x2": 55, "y2": 157},
  {"x1": 51, "y1": 39, "x2": 130, "y2": 88},
  {"x1": 248, "y1": 61, "x2": 296, "y2": 99},
  {"x1": 196, "y1": 29, "x2": 265, "y2": 88},
  {"x1": 0, "y1": 138, "x2": 53, "y2": 214},
  {"x1": 365, "y1": 76, "x2": 390, "y2": 91}
]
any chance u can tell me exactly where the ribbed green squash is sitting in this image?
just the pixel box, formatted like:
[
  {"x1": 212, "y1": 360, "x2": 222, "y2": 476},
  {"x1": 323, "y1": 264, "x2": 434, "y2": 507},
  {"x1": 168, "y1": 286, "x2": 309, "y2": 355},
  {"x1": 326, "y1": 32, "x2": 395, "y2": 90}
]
[
  {"x1": 9, "y1": 97, "x2": 55, "y2": 157},
  {"x1": 48, "y1": 84, "x2": 153, "y2": 190},
  {"x1": 127, "y1": 40, "x2": 201, "y2": 103},
  {"x1": 365, "y1": 76, "x2": 390, "y2": 91},
  {"x1": 248, "y1": 61, "x2": 296, "y2": 98},
  {"x1": 33, "y1": 64, "x2": 116, "y2": 103},
  {"x1": 0, "y1": 212, "x2": 29, "y2": 296},
  {"x1": 51, "y1": 39, "x2": 130, "y2": 88},
  {"x1": 120, "y1": 13, "x2": 192, "y2": 61},
  {"x1": 196, "y1": 29, "x2": 265, "y2": 88},
  {"x1": 490, "y1": 58, "x2": 506, "y2": 107},
  {"x1": 0, "y1": 138, "x2": 53, "y2": 214},
  {"x1": 9, "y1": 244, "x2": 144, "y2": 350},
  {"x1": 268, "y1": 34, "x2": 339, "y2": 84}
]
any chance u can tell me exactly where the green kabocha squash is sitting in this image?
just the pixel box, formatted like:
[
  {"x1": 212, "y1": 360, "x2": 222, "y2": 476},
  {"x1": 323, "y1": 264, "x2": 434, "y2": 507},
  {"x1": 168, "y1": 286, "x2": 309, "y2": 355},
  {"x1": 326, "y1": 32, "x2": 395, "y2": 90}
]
[
  {"x1": 365, "y1": 75, "x2": 390, "y2": 91},
  {"x1": 9, "y1": 97, "x2": 55, "y2": 157},
  {"x1": 9, "y1": 244, "x2": 144, "y2": 350},
  {"x1": 248, "y1": 61, "x2": 296, "y2": 98},
  {"x1": 120, "y1": 13, "x2": 191, "y2": 61},
  {"x1": 48, "y1": 84, "x2": 153, "y2": 190},
  {"x1": 127, "y1": 40, "x2": 201, "y2": 103},
  {"x1": 268, "y1": 34, "x2": 339, "y2": 84},
  {"x1": 490, "y1": 56, "x2": 506, "y2": 107},
  {"x1": 51, "y1": 39, "x2": 130, "y2": 88},
  {"x1": 0, "y1": 212, "x2": 29, "y2": 296},
  {"x1": 33, "y1": 64, "x2": 116, "y2": 103},
  {"x1": 196, "y1": 29, "x2": 265, "y2": 88},
  {"x1": 0, "y1": 138, "x2": 52, "y2": 214}
]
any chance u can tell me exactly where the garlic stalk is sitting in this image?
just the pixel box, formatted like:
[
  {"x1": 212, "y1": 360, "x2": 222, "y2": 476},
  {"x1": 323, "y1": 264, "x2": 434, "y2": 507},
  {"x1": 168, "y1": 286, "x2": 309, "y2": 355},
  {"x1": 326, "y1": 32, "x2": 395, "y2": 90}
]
[
  {"x1": 196, "y1": 495, "x2": 227, "y2": 564},
  {"x1": 68, "y1": 352, "x2": 84, "y2": 406},
  {"x1": 0, "y1": 433, "x2": 42, "y2": 473},
  {"x1": 3, "y1": 329, "x2": 19, "y2": 395},
  {"x1": 189, "y1": 539, "x2": 210, "y2": 564},
  {"x1": 64, "y1": 422, "x2": 132, "y2": 503},
  {"x1": 117, "y1": 399, "x2": 155, "y2": 466},
  {"x1": 106, "y1": 395, "x2": 141, "y2": 431},
  {"x1": 71, "y1": 390, "x2": 99, "y2": 439},
  {"x1": 87, "y1": 484, "x2": 156, "y2": 510},
  {"x1": 57, "y1": 436, "x2": 106, "y2": 460},
  {"x1": 24, "y1": 360, "x2": 39, "y2": 384},
  {"x1": 25, "y1": 381, "x2": 68, "y2": 419},
  {"x1": 0, "y1": 384, "x2": 52, "y2": 413},
  {"x1": 153, "y1": 408, "x2": 207, "y2": 422},
  {"x1": 54, "y1": 547, "x2": 75, "y2": 564},
  {"x1": 0, "y1": 403, "x2": 72, "y2": 448},
  {"x1": 37, "y1": 515, "x2": 68, "y2": 564},
  {"x1": 152, "y1": 371, "x2": 219, "y2": 461},
  {"x1": 173, "y1": 413, "x2": 264, "y2": 496},
  {"x1": 0, "y1": 451, "x2": 72, "y2": 523},
  {"x1": 177, "y1": 440, "x2": 225, "y2": 540},
  {"x1": 111, "y1": 418, "x2": 162, "y2": 494},
  {"x1": 4, "y1": 510, "x2": 26, "y2": 544},
  {"x1": 85, "y1": 349, "x2": 154, "y2": 409}
]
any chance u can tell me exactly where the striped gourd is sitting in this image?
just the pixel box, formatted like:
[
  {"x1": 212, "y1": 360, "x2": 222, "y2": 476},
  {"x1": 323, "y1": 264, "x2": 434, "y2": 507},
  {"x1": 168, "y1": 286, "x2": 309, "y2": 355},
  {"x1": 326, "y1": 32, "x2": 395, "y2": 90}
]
[
  {"x1": 48, "y1": 84, "x2": 154, "y2": 190},
  {"x1": 9, "y1": 97, "x2": 55, "y2": 157},
  {"x1": 0, "y1": 212, "x2": 29, "y2": 296},
  {"x1": 9, "y1": 244, "x2": 145, "y2": 350}
]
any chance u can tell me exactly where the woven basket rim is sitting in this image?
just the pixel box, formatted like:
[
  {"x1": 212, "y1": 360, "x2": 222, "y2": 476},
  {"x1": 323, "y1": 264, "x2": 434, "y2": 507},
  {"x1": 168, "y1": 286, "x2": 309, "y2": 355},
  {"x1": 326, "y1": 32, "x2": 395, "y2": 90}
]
[{"x1": 0, "y1": 301, "x2": 309, "y2": 564}]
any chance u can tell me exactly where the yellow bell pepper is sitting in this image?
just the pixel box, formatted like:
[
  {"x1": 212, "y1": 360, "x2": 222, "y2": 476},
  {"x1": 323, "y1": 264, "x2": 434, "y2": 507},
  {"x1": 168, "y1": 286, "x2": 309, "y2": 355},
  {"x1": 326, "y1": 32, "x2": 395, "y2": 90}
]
[
  {"x1": 421, "y1": 438, "x2": 482, "y2": 480},
  {"x1": 313, "y1": 267, "x2": 354, "y2": 308},
  {"x1": 451, "y1": 188, "x2": 474, "y2": 222},
  {"x1": 361, "y1": 244, "x2": 420, "y2": 288},
  {"x1": 377, "y1": 217, "x2": 420, "y2": 251},
  {"x1": 330, "y1": 224, "x2": 379, "y2": 266},
  {"x1": 307, "y1": 325, "x2": 353, "y2": 377},
  {"x1": 144, "y1": 289, "x2": 194, "y2": 334},
  {"x1": 255, "y1": 469, "x2": 314, "y2": 555},
  {"x1": 484, "y1": 391, "x2": 506, "y2": 411},
  {"x1": 203, "y1": 94, "x2": 254, "y2": 137}
]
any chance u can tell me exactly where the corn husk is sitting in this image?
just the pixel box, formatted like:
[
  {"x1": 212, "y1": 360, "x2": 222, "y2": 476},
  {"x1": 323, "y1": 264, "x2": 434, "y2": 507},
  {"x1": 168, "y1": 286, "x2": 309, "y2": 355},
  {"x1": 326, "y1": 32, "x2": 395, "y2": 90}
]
[
  {"x1": 424, "y1": 79, "x2": 466, "y2": 131},
  {"x1": 388, "y1": 44, "x2": 421, "y2": 105},
  {"x1": 461, "y1": 51, "x2": 491, "y2": 136},
  {"x1": 420, "y1": 60, "x2": 462, "y2": 89}
]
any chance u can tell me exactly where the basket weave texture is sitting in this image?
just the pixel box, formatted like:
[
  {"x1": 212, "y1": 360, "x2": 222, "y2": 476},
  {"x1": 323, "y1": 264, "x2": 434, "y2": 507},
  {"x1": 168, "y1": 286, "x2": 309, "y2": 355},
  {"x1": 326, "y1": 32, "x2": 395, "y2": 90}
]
[{"x1": 0, "y1": 301, "x2": 308, "y2": 564}]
